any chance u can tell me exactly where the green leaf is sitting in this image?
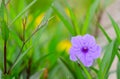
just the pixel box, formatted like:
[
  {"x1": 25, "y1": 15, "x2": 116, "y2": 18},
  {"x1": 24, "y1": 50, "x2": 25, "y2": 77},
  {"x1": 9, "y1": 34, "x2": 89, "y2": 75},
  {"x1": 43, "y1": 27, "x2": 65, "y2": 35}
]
[
  {"x1": 0, "y1": 1, "x2": 4, "y2": 21},
  {"x1": 9, "y1": 29, "x2": 22, "y2": 47},
  {"x1": 81, "y1": 0, "x2": 100, "y2": 35},
  {"x1": 64, "y1": 0, "x2": 80, "y2": 35},
  {"x1": 77, "y1": 57, "x2": 92, "y2": 79},
  {"x1": 0, "y1": 20, "x2": 9, "y2": 41},
  {"x1": 59, "y1": 57, "x2": 84, "y2": 79},
  {"x1": 117, "y1": 61, "x2": 120, "y2": 79},
  {"x1": 0, "y1": 1, "x2": 9, "y2": 41},
  {"x1": 98, "y1": 24, "x2": 112, "y2": 42},
  {"x1": 98, "y1": 40, "x2": 115, "y2": 79},
  {"x1": 9, "y1": 0, "x2": 37, "y2": 26},
  {"x1": 0, "y1": 70, "x2": 1, "y2": 79},
  {"x1": 51, "y1": 1, "x2": 75, "y2": 36},
  {"x1": 108, "y1": 14, "x2": 120, "y2": 43},
  {"x1": 11, "y1": 46, "x2": 31, "y2": 71},
  {"x1": 30, "y1": 68, "x2": 45, "y2": 79},
  {"x1": 106, "y1": 40, "x2": 119, "y2": 79}
]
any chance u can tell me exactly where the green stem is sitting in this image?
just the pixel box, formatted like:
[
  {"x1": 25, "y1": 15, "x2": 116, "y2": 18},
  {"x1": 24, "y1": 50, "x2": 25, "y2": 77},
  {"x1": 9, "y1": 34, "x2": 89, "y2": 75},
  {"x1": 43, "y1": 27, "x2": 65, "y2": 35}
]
[
  {"x1": 79, "y1": 62, "x2": 92, "y2": 79},
  {"x1": 76, "y1": 56, "x2": 92, "y2": 79}
]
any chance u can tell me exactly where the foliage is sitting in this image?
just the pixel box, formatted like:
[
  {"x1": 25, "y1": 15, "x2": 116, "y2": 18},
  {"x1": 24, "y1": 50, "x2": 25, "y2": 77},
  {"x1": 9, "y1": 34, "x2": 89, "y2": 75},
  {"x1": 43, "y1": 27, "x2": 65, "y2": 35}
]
[{"x1": 0, "y1": 0, "x2": 119, "y2": 79}]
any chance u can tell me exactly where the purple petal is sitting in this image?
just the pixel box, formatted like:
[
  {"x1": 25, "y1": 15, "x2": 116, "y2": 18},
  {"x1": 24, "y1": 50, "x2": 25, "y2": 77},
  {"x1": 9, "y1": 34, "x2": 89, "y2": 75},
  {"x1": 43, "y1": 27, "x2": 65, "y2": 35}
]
[
  {"x1": 77, "y1": 53, "x2": 86, "y2": 64},
  {"x1": 84, "y1": 54, "x2": 94, "y2": 67},
  {"x1": 78, "y1": 53, "x2": 94, "y2": 67},
  {"x1": 82, "y1": 34, "x2": 96, "y2": 46},
  {"x1": 71, "y1": 36, "x2": 82, "y2": 48},
  {"x1": 69, "y1": 47, "x2": 79, "y2": 61},
  {"x1": 89, "y1": 45, "x2": 101, "y2": 59},
  {"x1": 84, "y1": 56, "x2": 94, "y2": 67}
]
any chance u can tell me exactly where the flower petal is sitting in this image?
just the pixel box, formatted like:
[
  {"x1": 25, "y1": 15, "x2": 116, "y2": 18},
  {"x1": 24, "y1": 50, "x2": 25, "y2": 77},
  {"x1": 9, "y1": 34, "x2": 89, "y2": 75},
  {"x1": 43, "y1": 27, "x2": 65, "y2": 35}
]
[
  {"x1": 69, "y1": 47, "x2": 80, "y2": 61},
  {"x1": 84, "y1": 57, "x2": 94, "y2": 67},
  {"x1": 71, "y1": 36, "x2": 82, "y2": 48},
  {"x1": 78, "y1": 53, "x2": 94, "y2": 67},
  {"x1": 82, "y1": 34, "x2": 96, "y2": 46},
  {"x1": 84, "y1": 54, "x2": 94, "y2": 67},
  {"x1": 89, "y1": 45, "x2": 101, "y2": 59}
]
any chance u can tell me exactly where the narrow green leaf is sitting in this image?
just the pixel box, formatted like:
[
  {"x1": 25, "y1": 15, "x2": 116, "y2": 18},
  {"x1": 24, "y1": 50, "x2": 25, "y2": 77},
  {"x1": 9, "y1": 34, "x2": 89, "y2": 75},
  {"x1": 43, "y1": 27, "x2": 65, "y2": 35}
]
[
  {"x1": 51, "y1": 1, "x2": 75, "y2": 35},
  {"x1": 108, "y1": 14, "x2": 120, "y2": 43},
  {"x1": 34, "y1": 53, "x2": 54, "y2": 68},
  {"x1": 59, "y1": 57, "x2": 85, "y2": 79},
  {"x1": 90, "y1": 67, "x2": 98, "y2": 74},
  {"x1": 82, "y1": 0, "x2": 100, "y2": 35},
  {"x1": 0, "y1": 1, "x2": 9, "y2": 41},
  {"x1": 0, "y1": 0, "x2": 4, "y2": 20},
  {"x1": 59, "y1": 57, "x2": 78, "y2": 79},
  {"x1": 11, "y1": 46, "x2": 31, "y2": 71},
  {"x1": 0, "y1": 70, "x2": 1, "y2": 79},
  {"x1": 0, "y1": 20, "x2": 9, "y2": 41},
  {"x1": 77, "y1": 58, "x2": 92, "y2": 79},
  {"x1": 9, "y1": 0, "x2": 37, "y2": 26},
  {"x1": 98, "y1": 24, "x2": 112, "y2": 42},
  {"x1": 98, "y1": 40, "x2": 115, "y2": 79},
  {"x1": 117, "y1": 61, "x2": 120, "y2": 79},
  {"x1": 64, "y1": 0, "x2": 80, "y2": 35},
  {"x1": 9, "y1": 29, "x2": 22, "y2": 47},
  {"x1": 105, "y1": 40, "x2": 119, "y2": 79},
  {"x1": 30, "y1": 68, "x2": 45, "y2": 79}
]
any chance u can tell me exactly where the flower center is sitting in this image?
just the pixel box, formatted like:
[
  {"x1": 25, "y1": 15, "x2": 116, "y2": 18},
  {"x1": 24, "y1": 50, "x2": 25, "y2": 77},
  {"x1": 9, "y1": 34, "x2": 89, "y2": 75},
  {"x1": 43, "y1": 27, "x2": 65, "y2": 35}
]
[{"x1": 81, "y1": 47, "x2": 88, "y2": 53}]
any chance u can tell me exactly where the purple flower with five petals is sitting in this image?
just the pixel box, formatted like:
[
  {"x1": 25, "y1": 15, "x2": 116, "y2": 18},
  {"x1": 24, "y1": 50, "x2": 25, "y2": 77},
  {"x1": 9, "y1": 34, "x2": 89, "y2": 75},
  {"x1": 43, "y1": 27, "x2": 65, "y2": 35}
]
[{"x1": 69, "y1": 34, "x2": 101, "y2": 67}]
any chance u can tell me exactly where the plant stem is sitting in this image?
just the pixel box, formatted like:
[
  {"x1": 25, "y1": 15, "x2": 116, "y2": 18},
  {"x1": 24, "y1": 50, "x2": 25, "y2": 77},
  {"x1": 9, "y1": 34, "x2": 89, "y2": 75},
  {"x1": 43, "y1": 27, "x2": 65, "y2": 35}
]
[
  {"x1": 7, "y1": 16, "x2": 53, "y2": 74},
  {"x1": 7, "y1": 18, "x2": 26, "y2": 74},
  {"x1": 7, "y1": 43, "x2": 25, "y2": 74},
  {"x1": 22, "y1": 18, "x2": 26, "y2": 42},
  {"x1": 26, "y1": 58, "x2": 32, "y2": 79},
  {"x1": 4, "y1": 40, "x2": 7, "y2": 74}
]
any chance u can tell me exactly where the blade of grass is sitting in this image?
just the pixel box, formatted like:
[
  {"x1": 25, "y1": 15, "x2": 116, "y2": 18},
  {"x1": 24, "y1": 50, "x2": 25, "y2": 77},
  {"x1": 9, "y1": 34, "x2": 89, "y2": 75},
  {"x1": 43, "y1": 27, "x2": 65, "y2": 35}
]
[
  {"x1": 51, "y1": 1, "x2": 75, "y2": 36},
  {"x1": 98, "y1": 40, "x2": 115, "y2": 79},
  {"x1": 90, "y1": 67, "x2": 98, "y2": 74},
  {"x1": 9, "y1": 46, "x2": 31, "y2": 73},
  {"x1": 81, "y1": 0, "x2": 100, "y2": 35},
  {"x1": 98, "y1": 24, "x2": 112, "y2": 42},
  {"x1": 76, "y1": 57, "x2": 92, "y2": 79},
  {"x1": 1, "y1": 20, "x2": 9, "y2": 41},
  {"x1": 30, "y1": 68, "x2": 45, "y2": 79},
  {"x1": 0, "y1": 0, "x2": 4, "y2": 20},
  {"x1": 59, "y1": 57, "x2": 85, "y2": 79},
  {"x1": 105, "y1": 40, "x2": 119, "y2": 79},
  {"x1": 9, "y1": 0, "x2": 37, "y2": 26},
  {"x1": 64, "y1": 0, "x2": 80, "y2": 35},
  {"x1": 108, "y1": 14, "x2": 120, "y2": 61},
  {"x1": 108, "y1": 14, "x2": 120, "y2": 43},
  {"x1": 117, "y1": 61, "x2": 120, "y2": 79}
]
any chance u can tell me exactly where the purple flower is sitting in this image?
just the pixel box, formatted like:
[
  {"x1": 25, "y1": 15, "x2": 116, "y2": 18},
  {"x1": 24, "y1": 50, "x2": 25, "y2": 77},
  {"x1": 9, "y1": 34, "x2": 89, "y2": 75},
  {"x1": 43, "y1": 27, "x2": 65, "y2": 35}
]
[{"x1": 69, "y1": 34, "x2": 101, "y2": 67}]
